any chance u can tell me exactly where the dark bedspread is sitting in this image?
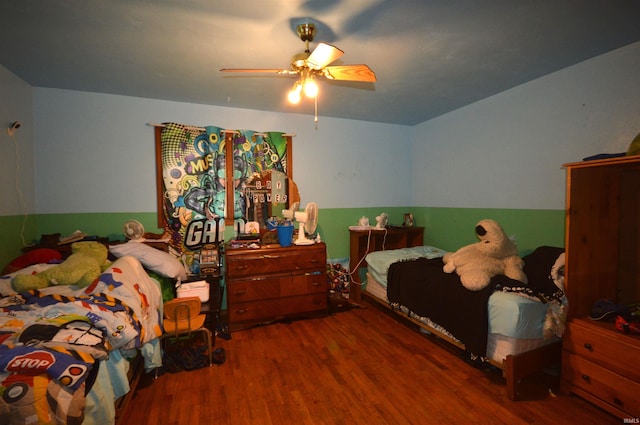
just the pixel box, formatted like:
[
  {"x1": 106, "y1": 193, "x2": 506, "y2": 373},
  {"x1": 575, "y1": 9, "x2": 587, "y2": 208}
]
[{"x1": 387, "y1": 257, "x2": 513, "y2": 357}]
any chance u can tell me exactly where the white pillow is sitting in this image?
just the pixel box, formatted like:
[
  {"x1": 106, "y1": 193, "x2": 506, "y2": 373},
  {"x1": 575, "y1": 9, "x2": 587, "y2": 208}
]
[{"x1": 109, "y1": 242, "x2": 186, "y2": 280}]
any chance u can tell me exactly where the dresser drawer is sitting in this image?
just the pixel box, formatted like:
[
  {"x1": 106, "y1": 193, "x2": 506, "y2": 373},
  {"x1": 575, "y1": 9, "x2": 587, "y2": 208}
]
[
  {"x1": 279, "y1": 293, "x2": 327, "y2": 316},
  {"x1": 281, "y1": 273, "x2": 327, "y2": 296},
  {"x1": 227, "y1": 276, "x2": 281, "y2": 303},
  {"x1": 229, "y1": 294, "x2": 327, "y2": 324},
  {"x1": 228, "y1": 298, "x2": 281, "y2": 323},
  {"x1": 562, "y1": 351, "x2": 640, "y2": 417},
  {"x1": 227, "y1": 273, "x2": 327, "y2": 303},
  {"x1": 226, "y1": 246, "x2": 325, "y2": 278},
  {"x1": 563, "y1": 319, "x2": 640, "y2": 382}
]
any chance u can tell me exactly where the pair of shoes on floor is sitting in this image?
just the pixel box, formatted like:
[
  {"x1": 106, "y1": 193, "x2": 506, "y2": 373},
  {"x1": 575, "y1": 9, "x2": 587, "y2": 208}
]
[
  {"x1": 216, "y1": 322, "x2": 231, "y2": 340},
  {"x1": 212, "y1": 347, "x2": 226, "y2": 364}
]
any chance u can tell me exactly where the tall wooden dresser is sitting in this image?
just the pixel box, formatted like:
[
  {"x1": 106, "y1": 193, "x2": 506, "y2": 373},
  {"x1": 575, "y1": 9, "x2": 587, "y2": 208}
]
[
  {"x1": 225, "y1": 242, "x2": 328, "y2": 331},
  {"x1": 560, "y1": 155, "x2": 640, "y2": 419}
]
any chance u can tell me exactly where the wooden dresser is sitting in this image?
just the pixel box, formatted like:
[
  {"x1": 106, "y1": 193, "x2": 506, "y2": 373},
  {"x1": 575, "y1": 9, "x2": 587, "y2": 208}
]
[
  {"x1": 349, "y1": 226, "x2": 424, "y2": 302},
  {"x1": 225, "y1": 242, "x2": 328, "y2": 331},
  {"x1": 560, "y1": 155, "x2": 640, "y2": 419}
]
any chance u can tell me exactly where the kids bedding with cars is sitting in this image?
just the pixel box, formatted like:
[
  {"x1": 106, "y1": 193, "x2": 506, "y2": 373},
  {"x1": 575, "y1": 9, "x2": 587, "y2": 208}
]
[{"x1": 0, "y1": 242, "x2": 166, "y2": 425}]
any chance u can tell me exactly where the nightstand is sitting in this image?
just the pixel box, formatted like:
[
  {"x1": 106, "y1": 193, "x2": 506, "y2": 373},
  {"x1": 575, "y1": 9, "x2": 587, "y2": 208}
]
[{"x1": 182, "y1": 272, "x2": 222, "y2": 341}]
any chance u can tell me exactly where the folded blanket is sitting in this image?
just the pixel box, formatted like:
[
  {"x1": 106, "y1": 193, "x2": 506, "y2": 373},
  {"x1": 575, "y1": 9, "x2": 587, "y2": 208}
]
[{"x1": 387, "y1": 257, "x2": 499, "y2": 356}]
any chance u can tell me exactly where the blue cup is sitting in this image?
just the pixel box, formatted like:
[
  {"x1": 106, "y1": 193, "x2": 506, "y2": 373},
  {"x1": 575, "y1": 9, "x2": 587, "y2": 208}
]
[
  {"x1": 277, "y1": 225, "x2": 294, "y2": 247},
  {"x1": 266, "y1": 217, "x2": 278, "y2": 230}
]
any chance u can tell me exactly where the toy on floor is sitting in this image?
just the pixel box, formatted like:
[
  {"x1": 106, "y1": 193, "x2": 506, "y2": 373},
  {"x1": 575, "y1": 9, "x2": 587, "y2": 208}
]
[
  {"x1": 615, "y1": 315, "x2": 640, "y2": 334},
  {"x1": 442, "y1": 219, "x2": 527, "y2": 291}
]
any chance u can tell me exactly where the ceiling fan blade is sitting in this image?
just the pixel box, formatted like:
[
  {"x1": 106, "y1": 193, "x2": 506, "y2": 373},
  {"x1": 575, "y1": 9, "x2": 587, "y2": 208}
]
[
  {"x1": 322, "y1": 64, "x2": 377, "y2": 82},
  {"x1": 220, "y1": 68, "x2": 296, "y2": 75},
  {"x1": 306, "y1": 43, "x2": 344, "y2": 70}
]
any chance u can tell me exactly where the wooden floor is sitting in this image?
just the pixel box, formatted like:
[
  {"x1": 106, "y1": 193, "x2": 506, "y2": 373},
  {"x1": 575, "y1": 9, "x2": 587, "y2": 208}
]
[{"x1": 122, "y1": 302, "x2": 618, "y2": 425}]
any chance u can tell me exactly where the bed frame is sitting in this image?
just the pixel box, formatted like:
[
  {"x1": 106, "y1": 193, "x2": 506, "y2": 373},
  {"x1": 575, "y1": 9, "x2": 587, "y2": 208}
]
[{"x1": 360, "y1": 282, "x2": 562, "y2": 401}]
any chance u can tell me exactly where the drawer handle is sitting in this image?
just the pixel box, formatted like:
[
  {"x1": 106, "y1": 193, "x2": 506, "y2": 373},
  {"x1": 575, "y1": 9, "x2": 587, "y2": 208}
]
[
  {"x1": 235, "y1": 309, "x2": 248, "y2": 315},
  {"x1": 233, "y1": 289, "x2": 247, "y2": 296},
  {"x1": 236, "y1": 265, "x2": 248, "y2": 270},
  {"x1": 581, "y1": 374, "x2": 591, "y2": 384},
  {"x1": 583, "y1": 343, "x2": 593, "y2": 352},
  {"x1": 311, "y1": 281, "x2": 321, "y2": 287}
]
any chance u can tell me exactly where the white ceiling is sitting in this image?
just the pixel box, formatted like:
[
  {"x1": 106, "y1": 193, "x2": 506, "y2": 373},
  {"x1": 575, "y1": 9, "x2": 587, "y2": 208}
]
[{"x1": 2, "y1": 0, "x2": 640, "y2": 126}]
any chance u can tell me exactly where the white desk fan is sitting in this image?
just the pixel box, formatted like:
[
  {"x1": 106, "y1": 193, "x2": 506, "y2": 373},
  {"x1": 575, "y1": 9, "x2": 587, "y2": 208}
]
[
  {"x1": 123, "y1": 219, "x2": 145, "y2": 242},
  {"x1": 282, "y1": 201, "x2": 300, "y2": 221},
  {"x1": 294, "y1": 202, "x2": 319, "y2": 245}
]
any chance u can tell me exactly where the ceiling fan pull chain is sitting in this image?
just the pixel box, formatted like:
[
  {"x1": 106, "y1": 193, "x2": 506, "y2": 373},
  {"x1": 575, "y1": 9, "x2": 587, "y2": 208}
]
[{"x1": 314, "y1": 94, "x2": 319, "y2": 127}]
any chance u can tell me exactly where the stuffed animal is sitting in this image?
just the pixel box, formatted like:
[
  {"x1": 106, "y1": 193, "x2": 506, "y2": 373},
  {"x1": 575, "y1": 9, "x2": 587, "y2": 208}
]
[
  {"x1": 12, "y1": 241, "x2": 110, "y2": 292},
  {"x1": 442, "y1": 219, "x2": 527, "y2": 291},
  {"x1": 627, "y1": 132, "x2": 640, "y2": 156}
]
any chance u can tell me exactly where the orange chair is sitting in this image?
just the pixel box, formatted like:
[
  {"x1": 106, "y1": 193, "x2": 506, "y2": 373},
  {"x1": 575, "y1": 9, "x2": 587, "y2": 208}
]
[{"x1": 161, "y1": 296, "x2": 212, "y2": 367}]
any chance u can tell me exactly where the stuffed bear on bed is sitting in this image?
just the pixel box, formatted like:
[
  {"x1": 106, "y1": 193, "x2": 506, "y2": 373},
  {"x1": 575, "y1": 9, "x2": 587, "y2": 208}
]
[
  {"x1": 442, "y1": 219, "x2": 527, "y2": 291},
  {"x1": 12, "y1": 241, "x2": 110, "y2": 292}
]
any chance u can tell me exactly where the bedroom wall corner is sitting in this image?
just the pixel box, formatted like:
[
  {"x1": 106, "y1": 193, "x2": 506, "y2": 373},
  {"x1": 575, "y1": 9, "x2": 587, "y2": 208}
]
[{"x1": 0, "y1": 64, "x2": 37, "y2": 270}]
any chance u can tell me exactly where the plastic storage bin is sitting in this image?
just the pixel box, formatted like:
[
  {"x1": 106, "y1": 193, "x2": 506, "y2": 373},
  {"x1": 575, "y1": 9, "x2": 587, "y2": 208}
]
[{"x1": 177, "y1": 280, "x2": 210, "y2": 302}]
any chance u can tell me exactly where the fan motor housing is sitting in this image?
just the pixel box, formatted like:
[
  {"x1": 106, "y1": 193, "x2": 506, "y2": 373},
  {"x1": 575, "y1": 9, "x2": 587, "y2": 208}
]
[
  {"x1": 291, "y1": 52, "x2": 310, "y2": 70},
  {"x1": 296, "y1": 22, "x2": 316, "y2": 42}
]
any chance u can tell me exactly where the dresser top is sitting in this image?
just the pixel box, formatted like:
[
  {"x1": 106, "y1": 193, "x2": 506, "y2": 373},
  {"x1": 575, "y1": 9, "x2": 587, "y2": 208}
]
[{"x1": 225, "y1": 241, "x2": 326, "y2": 254}]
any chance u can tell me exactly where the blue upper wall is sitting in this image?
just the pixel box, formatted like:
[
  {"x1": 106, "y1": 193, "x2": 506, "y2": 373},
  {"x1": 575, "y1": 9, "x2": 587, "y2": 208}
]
[
  {"x1": 1, "y1": 41, "x2": 639, "y2": 266},
  {"x1": 32, "y1": 91, "x2": 413, "y2": 214},
  {"x1": 412, "y1": 41, "x2": 640, "y2": 210}
]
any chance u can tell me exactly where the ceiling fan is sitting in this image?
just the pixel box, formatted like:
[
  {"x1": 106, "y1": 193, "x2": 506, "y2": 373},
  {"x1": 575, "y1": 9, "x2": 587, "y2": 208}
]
[{"x1": 220, "y1": 21, "x2": 376, "y2": 104}]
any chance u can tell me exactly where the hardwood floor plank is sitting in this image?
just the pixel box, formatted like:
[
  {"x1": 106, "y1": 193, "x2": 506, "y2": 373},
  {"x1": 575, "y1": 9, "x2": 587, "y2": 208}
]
[{"x1": 122, "y1": 302, "x2": 618, "y2": 424}]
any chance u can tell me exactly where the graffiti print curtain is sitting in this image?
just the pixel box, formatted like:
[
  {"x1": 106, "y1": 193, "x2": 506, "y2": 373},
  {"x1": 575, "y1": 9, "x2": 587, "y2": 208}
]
[{"x1": 159, "y1": 122, "x2": 289, "y2": 266}]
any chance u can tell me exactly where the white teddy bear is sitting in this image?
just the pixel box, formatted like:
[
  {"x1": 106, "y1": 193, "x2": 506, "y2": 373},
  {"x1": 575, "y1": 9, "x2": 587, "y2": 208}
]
[{"x1": 442, "y1": 219, "x2": 527, "y2": 291}]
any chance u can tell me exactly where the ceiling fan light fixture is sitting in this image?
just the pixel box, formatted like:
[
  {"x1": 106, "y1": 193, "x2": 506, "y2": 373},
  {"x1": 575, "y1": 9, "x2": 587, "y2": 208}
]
[
  {"x1": 222, "y1": 18, "x2": 375, "y2": 121},
  {"x1": 303, "y1": 77, "x2": 318, "y2": 98},
  {"x1": 287, "y1": 82, "x2": 302, "y2": 104}
]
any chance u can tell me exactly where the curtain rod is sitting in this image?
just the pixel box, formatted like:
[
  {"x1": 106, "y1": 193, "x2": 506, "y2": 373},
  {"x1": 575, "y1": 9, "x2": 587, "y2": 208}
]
[{"x1": 147, "y1": 123, "x2": 295, "y2": 137}]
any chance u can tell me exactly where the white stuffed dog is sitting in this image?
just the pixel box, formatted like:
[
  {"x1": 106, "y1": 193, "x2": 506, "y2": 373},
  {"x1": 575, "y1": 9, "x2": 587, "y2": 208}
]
[{"x1": 442, "y1": 219, "x2": 527, "y2": 291}]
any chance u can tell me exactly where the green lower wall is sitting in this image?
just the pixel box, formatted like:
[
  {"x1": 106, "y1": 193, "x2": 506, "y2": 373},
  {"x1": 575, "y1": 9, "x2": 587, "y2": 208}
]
[
  {"x1": 35, "y1": 212, "x2": 167, "y2": 243},
  {"x1": 319, "y1": 206, "x2": 565, "y2": 258},
  {"x1": 0, "y1": 207, "x2": 565, "y2": 270},
  {"x1": 413, "y1": 207, "x2": 565, "y2": 255},
  {"x1": 0, "y1": 215, "x2": 38, "y2": 271}
]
